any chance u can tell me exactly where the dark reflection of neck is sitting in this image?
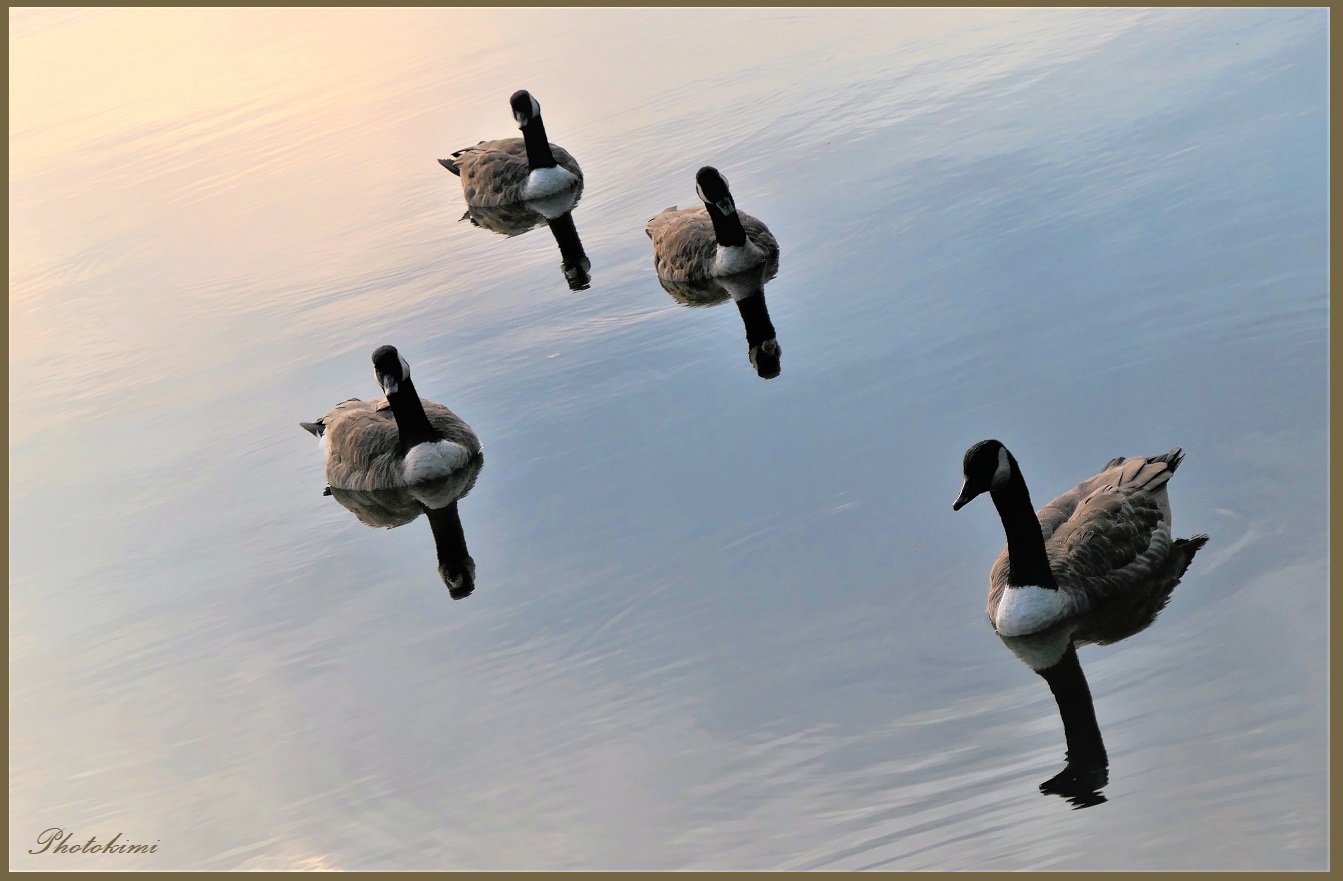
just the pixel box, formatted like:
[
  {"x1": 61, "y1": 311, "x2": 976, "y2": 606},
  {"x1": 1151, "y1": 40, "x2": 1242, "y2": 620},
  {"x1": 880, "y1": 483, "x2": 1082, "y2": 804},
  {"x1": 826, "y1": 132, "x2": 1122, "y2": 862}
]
[
  {"x1": 1036, "y1": 642, "x2": 1108, "y2": 808},
  {"x1": 521, "y1": 118, "x2": 557, "y2": 169},
  {"x1": 425, "y1": 501, "x2": 473, "y2": 598},
  {"x1": 547, "y1": 211, "x2": 588, "y2": 269},
  {"x1": 734, "y1": 291, "x2": 776, "y2": 349}
]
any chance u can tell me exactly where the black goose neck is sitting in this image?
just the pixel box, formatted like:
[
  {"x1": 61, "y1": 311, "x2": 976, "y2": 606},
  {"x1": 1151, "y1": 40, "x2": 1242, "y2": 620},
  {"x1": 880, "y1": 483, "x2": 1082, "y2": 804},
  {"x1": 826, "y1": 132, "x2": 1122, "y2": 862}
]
[
  {"x1": 521, "y1": 118, "x2": 557, "y2": 169},
  {"x1": 990, "y1": 469, "x2": 1057, "y2": 587},
  {"x1": 386, "y1": 378, "x2": 439, "y2": 453},
  {"x1": 706, "y1": 202, "x2": 748, "y2": 247},
  {"x1": 734, "y1": 292, "x2": 776, "y2": 348}
]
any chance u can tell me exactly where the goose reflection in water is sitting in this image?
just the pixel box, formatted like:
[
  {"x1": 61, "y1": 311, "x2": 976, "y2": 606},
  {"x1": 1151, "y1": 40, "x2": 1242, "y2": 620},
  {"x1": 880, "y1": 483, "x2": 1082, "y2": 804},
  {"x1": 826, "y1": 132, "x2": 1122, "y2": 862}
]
[
  {"x1": 324, "y1": 456, "x2": 485, "y2": 600},
  {"x1": 997, "y1": 534, "x2": 1208, "y2": 808},
  {"x1": 657, "y1": 256, "x2": 782, "y2": 379},
  {"x1": 451, "y1": 185, "x2": 592, "y2": 291}
]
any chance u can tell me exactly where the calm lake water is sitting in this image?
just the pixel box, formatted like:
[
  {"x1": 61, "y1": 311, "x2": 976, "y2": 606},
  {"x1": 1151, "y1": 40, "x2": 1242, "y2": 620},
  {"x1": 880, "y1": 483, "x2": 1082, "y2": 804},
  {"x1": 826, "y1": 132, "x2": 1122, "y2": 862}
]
[{"x1": 9, "y1": 7, "x2": 1328, "y2": 871}]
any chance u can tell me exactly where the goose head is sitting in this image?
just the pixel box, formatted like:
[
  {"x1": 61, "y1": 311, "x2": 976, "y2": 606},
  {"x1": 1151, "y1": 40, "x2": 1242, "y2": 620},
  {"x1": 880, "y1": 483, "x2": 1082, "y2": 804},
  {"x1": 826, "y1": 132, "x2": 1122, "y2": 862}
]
[
  {"x1": 510, "y1": 89, "x2": 542, "y2": 129},
  {"x1": 439, "y1": 555, "x2": 477, "y2": 600},
  {"x1": 372, "y1": 345, "x2": 411, "y2": 397},
  {"x1": 563, "y1": 254, "x2": 592, "y2": 291},
  {"x1": 954, "y1": 439, "x2": 1015, "y2": 510},
  {"x1": 749, "y1": 338, "x2": 782, "y2": 379},
  {"x1": 695, "y1": 166, "x2": 737, "y2": 217}
]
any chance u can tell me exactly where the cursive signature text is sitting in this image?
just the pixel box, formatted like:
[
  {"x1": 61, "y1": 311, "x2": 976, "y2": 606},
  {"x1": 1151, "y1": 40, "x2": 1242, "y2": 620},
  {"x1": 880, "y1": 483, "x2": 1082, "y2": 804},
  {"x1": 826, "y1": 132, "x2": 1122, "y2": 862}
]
[{"x1": 28, "y1": 827, "x2": 158, "y2": 855}]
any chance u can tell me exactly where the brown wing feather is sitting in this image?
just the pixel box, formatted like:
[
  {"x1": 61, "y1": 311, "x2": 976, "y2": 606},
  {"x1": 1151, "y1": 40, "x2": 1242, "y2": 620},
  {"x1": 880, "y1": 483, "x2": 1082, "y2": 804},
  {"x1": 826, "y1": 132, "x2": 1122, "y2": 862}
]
[
  {"x1": 988, "y1": 450, "x2": 1183, "y2": 618},
  {"x1": 1049, "y1": 489, "x2": 1171, "y2": 603},
  {"x1": 450, "y1": 139, "x2": 582, "y2": 207}
]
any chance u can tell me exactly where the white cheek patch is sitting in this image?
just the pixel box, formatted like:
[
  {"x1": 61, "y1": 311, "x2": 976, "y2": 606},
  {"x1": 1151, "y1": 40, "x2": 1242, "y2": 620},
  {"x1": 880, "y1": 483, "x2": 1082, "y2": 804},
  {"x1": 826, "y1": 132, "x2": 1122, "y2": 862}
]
[
  {"x1": 993, "y1": 585, "x2": 1068, "y2": 637},
  {"x1": 530, "y1": 95, "x2": 540, "y2": 117},
  {"x1": 992, "y1": 447, "x2": 1012, "y2": 488},
  {"x1": 695, "y1": 182, "x2": 708, "y2": 203},
  {"x1": 398, "y1": 355, "x2": 411, "y2": 381}
]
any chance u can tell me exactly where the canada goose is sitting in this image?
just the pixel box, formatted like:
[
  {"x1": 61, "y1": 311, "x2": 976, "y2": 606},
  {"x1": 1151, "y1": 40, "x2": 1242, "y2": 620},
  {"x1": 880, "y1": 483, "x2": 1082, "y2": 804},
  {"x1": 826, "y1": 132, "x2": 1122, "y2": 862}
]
[
  {"x1": 439, "y1": 90, "x2": 583, "y2": 207},
  {"x1": 953, "y1": 440, "x2": 1203, "y2": 639},
  {"x1": 657, "y1": 259, "x2": 782, "y2": 379},
  {"x1": 646, "y1": 166, "x2": 779, "y2": 282},
  {"x1": 301, "y1": 346, "x2": 481, "y2": 492},
  {"x1": 326, "y1": 464, "x2": 484, "y2": 600}
]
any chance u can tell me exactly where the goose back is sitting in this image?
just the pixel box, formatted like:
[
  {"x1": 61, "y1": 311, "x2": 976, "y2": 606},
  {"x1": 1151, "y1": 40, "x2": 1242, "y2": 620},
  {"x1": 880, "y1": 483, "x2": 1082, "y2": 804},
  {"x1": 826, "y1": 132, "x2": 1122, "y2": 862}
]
[
  {"x1": 988, "y1": 449, "x2": 1185, "y2": 621},
  {"x1": 315, "y1": 397, "x2": 482, "y2": 491},
  {"x1": 444, "y1": 139, "x2": 582, "y2": 207},
  {"x1": 646, "y1": 206, "x2": 778, "y2": 282}
]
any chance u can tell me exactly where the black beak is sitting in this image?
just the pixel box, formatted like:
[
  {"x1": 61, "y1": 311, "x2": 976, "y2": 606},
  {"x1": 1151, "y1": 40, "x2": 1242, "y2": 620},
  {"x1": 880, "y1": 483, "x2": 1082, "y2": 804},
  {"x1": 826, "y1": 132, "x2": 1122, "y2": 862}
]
[{"x1": 953, "y1": 480, "x2": 978, "y2": 511}]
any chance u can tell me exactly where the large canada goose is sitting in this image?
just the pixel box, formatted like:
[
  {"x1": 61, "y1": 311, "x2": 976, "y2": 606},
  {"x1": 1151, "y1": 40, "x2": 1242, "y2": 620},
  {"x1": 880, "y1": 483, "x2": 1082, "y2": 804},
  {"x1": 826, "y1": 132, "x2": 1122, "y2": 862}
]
[
  {"x1": 646, "y1": 166, "x2": 779, "y2": 282},
  {"x1": 300, "y1": 346, "x2": 481, "y2": 492},
  {"x1": 953, "y1": 440, "x2": 1203, "y2": 639},
  {"x1": 326, "y1": 464, "x2": 484, "y2": 600},
  {"x1": 439, "y1": 90, "x2": 583, "y2": 207},
  {"x1": 657, "y1": 258, "x2": 782, "y2": 379}
]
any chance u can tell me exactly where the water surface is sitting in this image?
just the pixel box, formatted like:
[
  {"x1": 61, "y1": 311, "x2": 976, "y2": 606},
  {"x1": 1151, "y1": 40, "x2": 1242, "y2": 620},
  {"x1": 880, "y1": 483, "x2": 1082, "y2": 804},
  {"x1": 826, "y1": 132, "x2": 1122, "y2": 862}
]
[{"x1": 9, "y1": 7, "x2": 1328, "y2": 871}]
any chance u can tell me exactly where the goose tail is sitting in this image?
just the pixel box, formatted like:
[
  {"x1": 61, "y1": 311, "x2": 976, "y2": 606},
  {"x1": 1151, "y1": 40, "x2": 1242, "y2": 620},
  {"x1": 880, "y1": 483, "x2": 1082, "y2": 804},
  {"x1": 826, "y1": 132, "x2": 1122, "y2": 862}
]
[
  {"x1": 1152, "y1": 447, "x2": 1185, "y2": 472},
  {"x1": 1167, "y1": 533, "x2": 1209, "y2": 580},
  {"x1": 438, "y1": 157, "x2": 462, "y2": 176}
]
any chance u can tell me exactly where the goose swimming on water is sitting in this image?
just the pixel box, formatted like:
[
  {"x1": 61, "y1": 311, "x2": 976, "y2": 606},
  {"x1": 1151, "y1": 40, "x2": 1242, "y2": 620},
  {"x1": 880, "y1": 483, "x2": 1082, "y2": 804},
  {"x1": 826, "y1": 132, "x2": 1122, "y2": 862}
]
[
  {"x1": 646, "y1": 166, "x2": 779, "y2": 282},
  {"x1": 439, "y1": 90, "x2": 583, "y2": 207},
  {"x1": 300, "y1": 346, "x2": 481, "y2": 492},
  {"x1": 953, "y1": 440, "x2": 1202, "y2": 639}
]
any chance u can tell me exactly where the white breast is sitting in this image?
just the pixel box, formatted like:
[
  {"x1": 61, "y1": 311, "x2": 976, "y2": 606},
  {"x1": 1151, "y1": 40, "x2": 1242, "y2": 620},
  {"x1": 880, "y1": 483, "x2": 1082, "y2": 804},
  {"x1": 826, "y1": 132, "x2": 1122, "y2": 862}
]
[
  {"x1": 402, "y1": 440, "x2": 473, "y2": 485},
  {"x1": 522, "y1": 166, "x2": 579, "y2": 200},
  {"x1": 712, "y1": 243, "x2": 766, "y2": 277},
  {"x1": 993, "y1": 585, "x2": 1070, "y2": 637}
]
